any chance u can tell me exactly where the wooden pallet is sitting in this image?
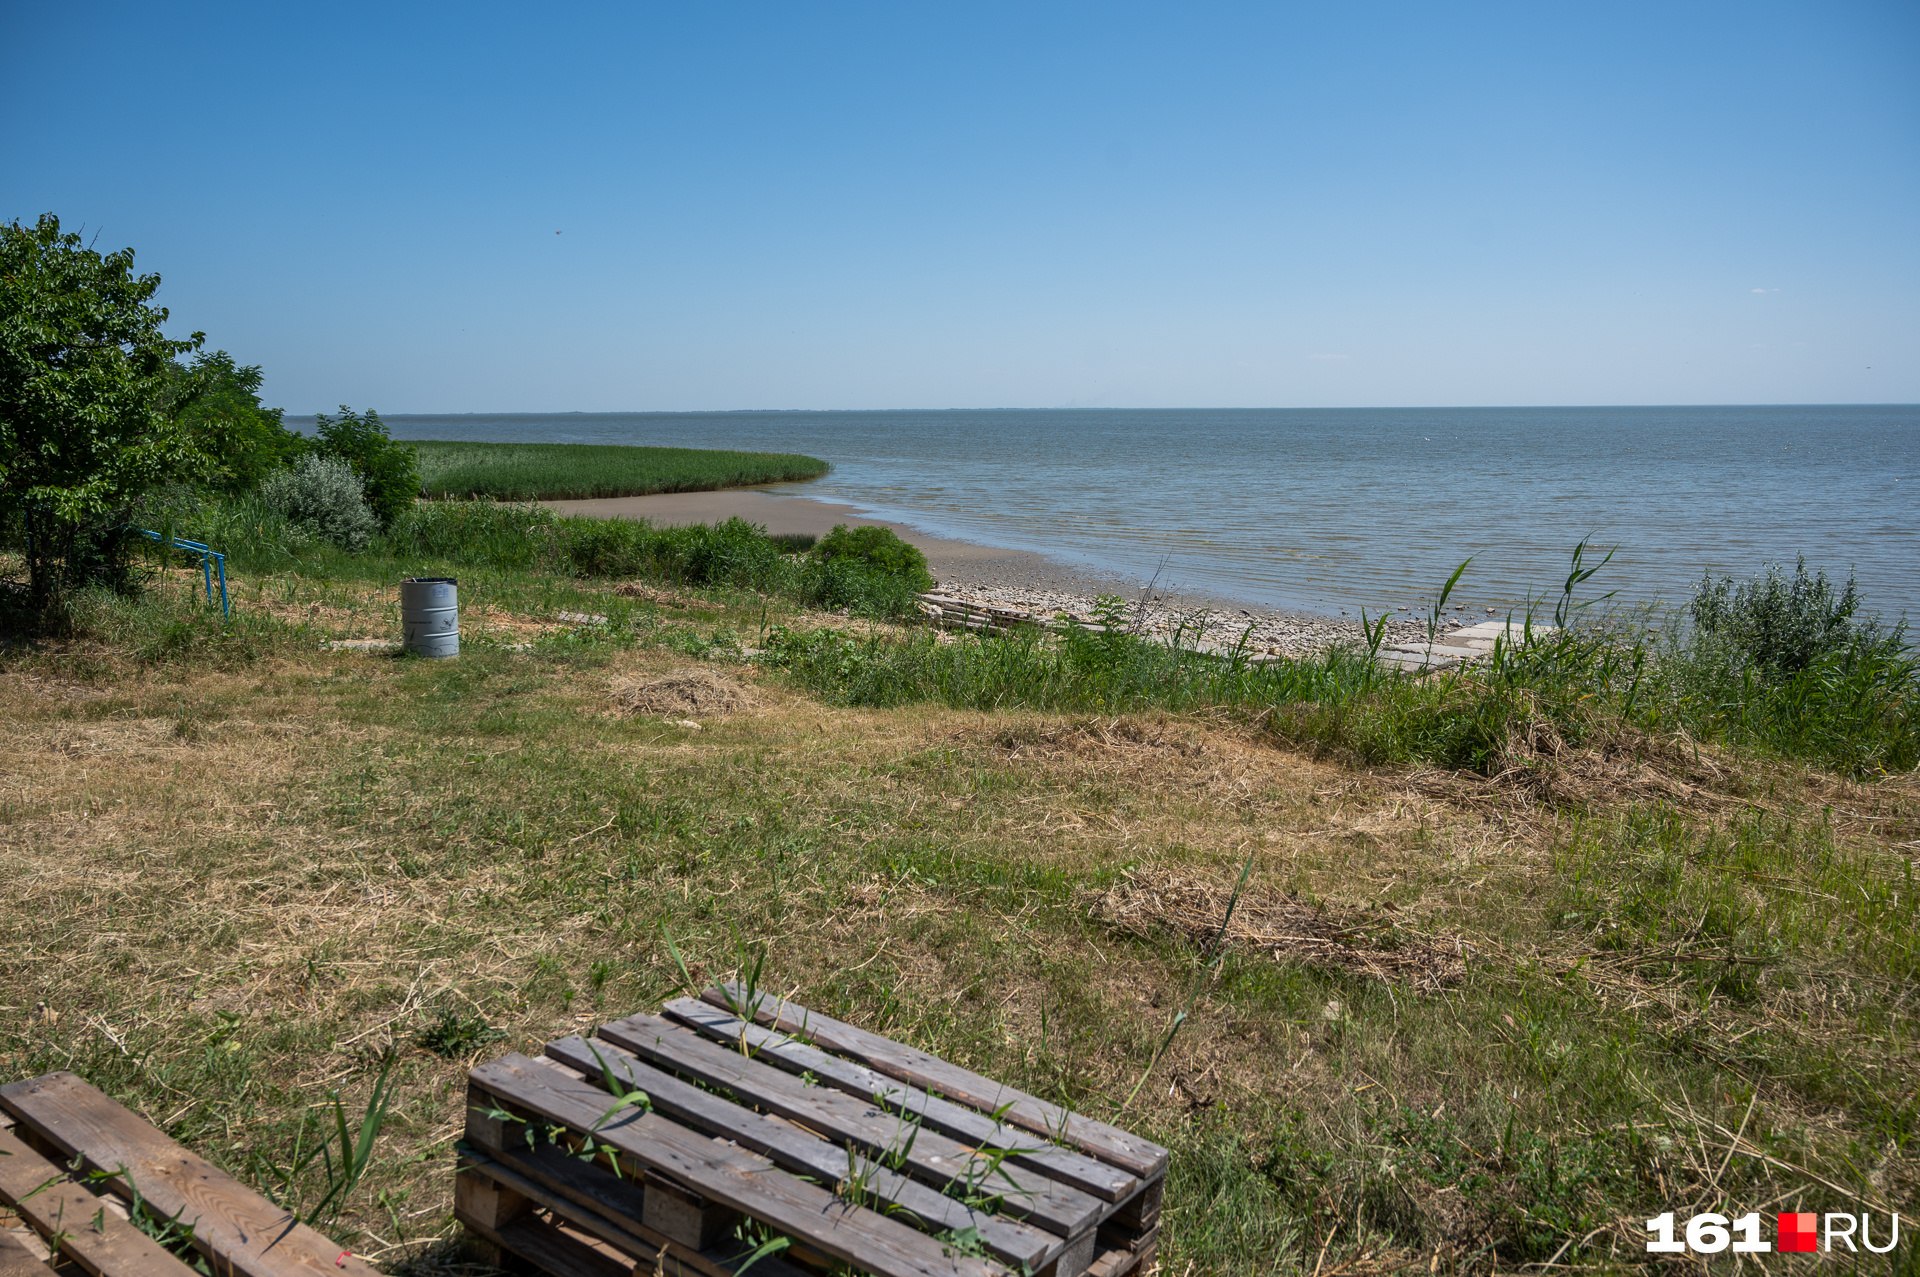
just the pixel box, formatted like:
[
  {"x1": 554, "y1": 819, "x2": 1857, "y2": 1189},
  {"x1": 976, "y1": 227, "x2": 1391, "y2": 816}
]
[
  {"x1": 916, "y1": 595, "x2": 1118, "y2": 640},
  {"x1": 457, "y1": 986, "x2": 1166, "y2": 1277},
  {"x1": 0, "y1": 1072, "x2": 382, "y2": 1277}
]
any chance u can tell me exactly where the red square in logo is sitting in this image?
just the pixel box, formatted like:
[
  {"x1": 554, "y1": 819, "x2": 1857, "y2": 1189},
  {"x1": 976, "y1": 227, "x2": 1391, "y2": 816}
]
[{"x1": 1778, "y1": 1213, "x2": 1818, "y2": 1252}]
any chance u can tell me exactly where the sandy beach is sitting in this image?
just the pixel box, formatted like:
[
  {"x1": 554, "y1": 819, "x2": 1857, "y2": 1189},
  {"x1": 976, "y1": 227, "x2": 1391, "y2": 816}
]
[{"x1": 543, "y1": 487, "x2": 1440, "y2": 654}]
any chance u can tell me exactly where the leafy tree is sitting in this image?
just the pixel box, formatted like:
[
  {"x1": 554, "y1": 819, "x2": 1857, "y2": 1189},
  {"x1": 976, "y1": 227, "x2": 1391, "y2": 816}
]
[
  {"x1": 1, "y1": 213, "x2": 208, "y2": 619},
  {"x1": 166, "y1": 350, "x2": 304, "y2": 493},
  {"x1": 311, "y1": 407, "x2": 418, "y2": 528}
]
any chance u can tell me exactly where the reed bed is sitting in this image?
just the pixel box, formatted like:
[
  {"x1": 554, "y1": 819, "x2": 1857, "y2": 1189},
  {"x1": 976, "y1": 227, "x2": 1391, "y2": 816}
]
[{"x1": 411, "y1": 439, "x2": 829, "y2": 500}]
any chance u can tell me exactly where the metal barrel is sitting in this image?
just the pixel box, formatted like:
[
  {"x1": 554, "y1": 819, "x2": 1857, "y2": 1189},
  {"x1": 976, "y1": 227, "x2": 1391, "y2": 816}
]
[{"x1": 400, "y1": 577, "x2": 459, "y2": 658}]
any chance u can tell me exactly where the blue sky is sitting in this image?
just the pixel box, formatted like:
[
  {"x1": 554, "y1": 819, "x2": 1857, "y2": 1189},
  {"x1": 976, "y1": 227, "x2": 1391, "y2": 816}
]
[{"x1": 6, "y1": 1, "x2": 1916, "y2": 411}]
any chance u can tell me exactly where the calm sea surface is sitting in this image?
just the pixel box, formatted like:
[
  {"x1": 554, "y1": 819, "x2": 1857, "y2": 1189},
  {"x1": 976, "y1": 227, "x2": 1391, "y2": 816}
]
[{"x1": 323, "y1": 407, "x2": 1919, "y2": 620}]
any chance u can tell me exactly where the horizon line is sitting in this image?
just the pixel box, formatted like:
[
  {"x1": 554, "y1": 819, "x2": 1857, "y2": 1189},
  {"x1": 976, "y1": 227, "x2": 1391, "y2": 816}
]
[{"x1": 278, "y1": 401, "x2": 1920, "y2": 417}]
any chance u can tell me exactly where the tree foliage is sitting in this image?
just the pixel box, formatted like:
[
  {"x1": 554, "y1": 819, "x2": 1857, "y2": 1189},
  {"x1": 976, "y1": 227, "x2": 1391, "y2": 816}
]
[
  {"x1": 1, "y1": 213, "x2": 208, "y2": 613},
  {"x1": 311, "y1": 407, "x2": 418, "y2": 528},
  {"x1": 166, "y1": 350, "x2": 303, "y2": 493}
]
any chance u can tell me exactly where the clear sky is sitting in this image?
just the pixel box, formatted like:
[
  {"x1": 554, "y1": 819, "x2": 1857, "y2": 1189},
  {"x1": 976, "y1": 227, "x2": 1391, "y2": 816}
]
[{"x1": 6, "y1": 2, "x2": 1917, "y2": 412}]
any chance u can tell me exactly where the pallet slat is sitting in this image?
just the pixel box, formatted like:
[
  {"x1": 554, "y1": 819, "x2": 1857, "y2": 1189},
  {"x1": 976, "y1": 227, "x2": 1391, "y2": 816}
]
[
  {"x1": 596, "y1": 1015, "x2": 1102, "y2": 1240},
  {"x1": 0, "y1": 1072, "x2": 378, "y2": 1277},
  {"x1": 0, "y1": 1123, "x2": 195, "y2": 1277},
  {"x1": 704, "y1": 986, "x2": 1168, "y2": 1182},
  {"x1": 543, "y1": 1036, "x2": 1060, "y2": 1273},
  {"x1": 455, "y1": 1144, "x2": 809, "y2": 1277},
  {"x1": 469, "y1": 1054, "x2": 1006, "y2": 1277},
  {"x1": 660, "y1": 999, "x2": 1137, "y2": 1204},
  {"x1": 0, "y1": 1229, "x2": 52, "y2": 1277}
]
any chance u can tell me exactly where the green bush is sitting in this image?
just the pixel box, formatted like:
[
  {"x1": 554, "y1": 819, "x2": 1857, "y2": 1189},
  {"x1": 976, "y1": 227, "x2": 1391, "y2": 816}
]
[
  {"x1": 311, "y1": 407, "x2": 419, "y2": 528},
  {"x1": 261, "y1": 455, "x2": 380, "y2": 551},
  {"x1": 658, "y1": 518, "x2": 790, "y2": 590},
  {"x1": 811, "y1": 524, "x2": 933, "y2": 592},
  {"x1": 797, "y1": 556, "x2": 923, "y2": 617},
  {"x1": 1690, "y1": 557, "x2": 1902, "y2": 678}
]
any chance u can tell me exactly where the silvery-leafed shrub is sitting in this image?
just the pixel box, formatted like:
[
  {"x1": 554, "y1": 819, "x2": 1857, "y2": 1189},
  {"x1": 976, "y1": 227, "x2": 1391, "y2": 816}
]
[{"x1": 260, "y1": 454, "x2": 381, "y2": 551}]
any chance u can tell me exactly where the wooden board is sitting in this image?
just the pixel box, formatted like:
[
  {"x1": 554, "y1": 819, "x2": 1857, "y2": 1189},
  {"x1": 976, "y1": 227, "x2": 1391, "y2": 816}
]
[
  {"x1": 703, "y1": 986, "x2": 1168, "y2": 1182},
  {"x1": 469, "y1": 1053, "x2": 1007, "y2": 1277},
  {"x1": 0, "y1": 1229, "x2": 52, "y2": 1277},
  {"x1": 660, "y1": 998, "x2": 1137, "y2": 1204},
  {"x1": 462, "y1": 1209, "x2": 632, "y2": 1277},
  {"x1": 456, "y1": 1145, "x2": 811, "y2": 1277},
  {"x1": 0, "y1": 1123, "x2": 196, "y2": 1277},
  {"x1": 542, "y1": 1036, "x2": 1061, "y2": 1274},
  {"x1": 594, "y1": 1016, "x2": 1101, "y2": 1241},
  {"x1": 0, "y1": 1072, "x2": 379, "y2": 1277}
]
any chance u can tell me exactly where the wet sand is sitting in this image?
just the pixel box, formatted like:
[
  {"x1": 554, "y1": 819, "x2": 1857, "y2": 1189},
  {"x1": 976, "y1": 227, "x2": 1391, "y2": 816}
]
[
  {"x1": 540, "y1": 488, "x2": 1153, "y2": 599},
  {"x1": 539, "y1": 487, "x2": 1448, "y2": 652}
]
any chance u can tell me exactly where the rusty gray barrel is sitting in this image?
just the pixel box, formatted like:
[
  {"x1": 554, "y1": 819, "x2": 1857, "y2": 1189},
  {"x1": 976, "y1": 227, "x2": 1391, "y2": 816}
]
[{"x1": 400, "y1": 577, "x2": 459, "y2": 657}]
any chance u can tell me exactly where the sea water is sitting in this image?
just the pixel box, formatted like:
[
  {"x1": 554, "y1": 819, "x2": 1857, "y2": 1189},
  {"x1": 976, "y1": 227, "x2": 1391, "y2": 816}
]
[{"x1": 303, "y1": 406, "x2": 1919, "y2": 620}]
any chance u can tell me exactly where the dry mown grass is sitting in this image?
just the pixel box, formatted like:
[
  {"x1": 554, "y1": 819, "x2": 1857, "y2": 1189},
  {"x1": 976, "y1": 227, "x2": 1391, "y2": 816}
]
[
  {"x1": 608, "y1": 668, "x2": 756, "y2": 718},
  {"x1": 1, "y1": 571, "x2": 1915, "y2": 1274}
]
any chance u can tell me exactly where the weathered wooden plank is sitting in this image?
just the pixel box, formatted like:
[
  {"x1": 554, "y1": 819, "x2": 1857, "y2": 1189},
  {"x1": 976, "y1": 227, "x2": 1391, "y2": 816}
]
[
  {"x1": 463, "y1": 1140, "x2": 705, "y2": 1277},
  {"x1": 0, "y1": 1228, "x2": 52, "y2": 1277},
  {"x1": 457, "y1": 1145, "x2": 809, "y2": 1277},
  {"x1": 702, "y1": 986, "x2": 1168, "y2": 1182},
  {"x1": 660, "y1": 998, "x2": 1137, "y2": 1204},
  {"x1": 0, "y1": 1072, "x2": 379, "y2": 1277},
  {"x1": 470, "y1": 1053, "x2": 1007, "y2": 1277},
  {"x1": 595, "y1": 1015, "x2": 1102, "y2": 1240},
  {"x1": 1104, "y1": 1176, "x2": 1161, "y2": 1230},
  {"x1": 0, "y1": 1123, "x2": 195, "y2": 1277},
  {"x1": 543, "y1": 1036, "x2": 1060, "y2": 1274},
  {"x1": 461, "y1": 1210, "x2": 632, "y2": 1277}
]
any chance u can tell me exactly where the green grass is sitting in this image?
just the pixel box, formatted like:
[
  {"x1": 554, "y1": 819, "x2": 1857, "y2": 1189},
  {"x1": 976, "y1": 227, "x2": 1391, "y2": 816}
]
[
  {"x1": 152, "y1": 492, "x2": 929, "y2": 623},
  {"x1": 3, "y1": 547, "x2": 1916, "y2": 1275},
  {"x1": 410, "y1": 439, "x2": 829, "y2": 500},
  {"x1": 6, "y1": 519, "x2": 1917, "y2": 1275}
]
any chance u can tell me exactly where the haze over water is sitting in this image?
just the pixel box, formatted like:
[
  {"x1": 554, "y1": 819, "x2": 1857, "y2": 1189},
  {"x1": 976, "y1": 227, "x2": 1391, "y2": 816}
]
[{"x1": 347, "y1": 406, "x2": 1919, "y2": 621}]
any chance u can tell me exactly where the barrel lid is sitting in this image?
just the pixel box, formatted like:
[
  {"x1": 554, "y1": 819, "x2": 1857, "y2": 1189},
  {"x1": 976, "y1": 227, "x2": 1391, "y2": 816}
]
[{"x1": 402, "y1": 577, "x2": 458, "y2": 585}]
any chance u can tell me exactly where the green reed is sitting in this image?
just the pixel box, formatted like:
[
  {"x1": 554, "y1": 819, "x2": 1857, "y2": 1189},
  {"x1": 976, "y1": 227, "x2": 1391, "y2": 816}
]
[{"x1": 412, "y1": 440, "x2": 828, "y2": 500}]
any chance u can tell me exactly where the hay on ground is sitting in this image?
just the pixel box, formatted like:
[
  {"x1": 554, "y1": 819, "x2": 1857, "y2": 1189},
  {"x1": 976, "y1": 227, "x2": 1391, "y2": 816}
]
[
  {"x1": 609, "y1": 670, "x2": 753, "y2": 717},
  {"x1": 1087, "y1": 868, "x2": 1470, "y2": 994}
]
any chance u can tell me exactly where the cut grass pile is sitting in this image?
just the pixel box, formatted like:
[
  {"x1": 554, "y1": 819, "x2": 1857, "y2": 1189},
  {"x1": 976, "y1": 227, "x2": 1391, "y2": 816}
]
[
  {"x1": 411, "y1": 440, "x2": 829, "y2": 500},
  {"x1": 1, "y1": 551, "x2": 1915, "y2": 1275}
]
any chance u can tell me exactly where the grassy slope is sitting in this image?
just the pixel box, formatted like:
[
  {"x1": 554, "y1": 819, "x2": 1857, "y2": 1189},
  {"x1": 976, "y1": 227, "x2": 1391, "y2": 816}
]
[
  {"x1": 1, "y1": 564, "x2": 1915, "y2": 1275},
  {"x1": 412, "y1": 439, "x2": 830, "y2": 500}
]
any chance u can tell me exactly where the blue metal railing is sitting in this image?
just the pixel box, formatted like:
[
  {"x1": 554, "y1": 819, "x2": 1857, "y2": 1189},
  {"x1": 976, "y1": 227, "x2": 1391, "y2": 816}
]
[{"x1": 140, "y1": 531, "x2": 229, "y2": 615}]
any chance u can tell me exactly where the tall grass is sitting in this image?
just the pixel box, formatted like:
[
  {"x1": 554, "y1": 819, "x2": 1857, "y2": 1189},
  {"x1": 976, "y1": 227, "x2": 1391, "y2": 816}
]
[
  {"x1": 412, "y1": 440, "x2": 829, "y2": 500},
  {"x1": 768, "y1": 547, "x2": 1918, "y2": 779},
  {"x1": 124, "y1": 496, "x2": 1920, "y2": 778},
  {"x1": 149, "y1": 492, "x2": 925, "y2": 620}
]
